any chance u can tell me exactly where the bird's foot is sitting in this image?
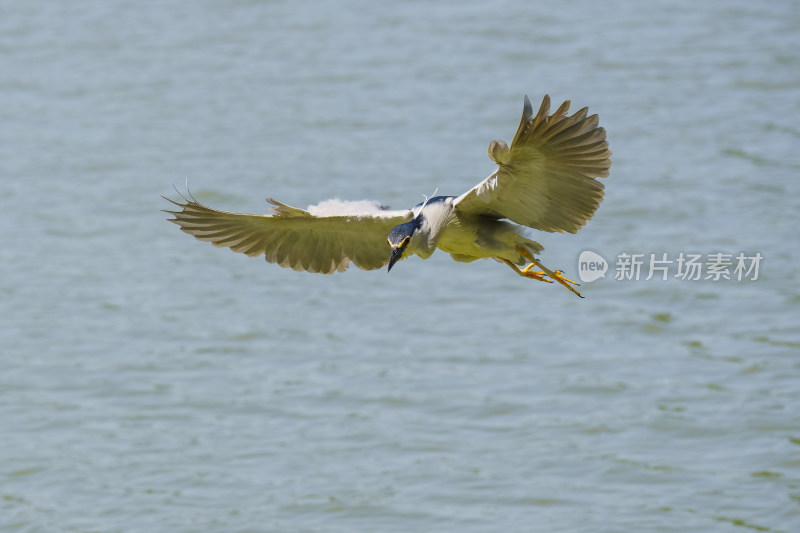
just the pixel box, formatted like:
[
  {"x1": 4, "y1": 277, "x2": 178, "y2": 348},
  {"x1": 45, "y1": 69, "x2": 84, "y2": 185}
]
[
  {"x1": 551, "y1": 270, "x2": 579, "y2": 286},
  {"x1": 502, "y1": 256, "x2": 584, "y2": 298},
  {"x1": 547, "y1": 269, "x2": 583, "y2": 298},
  {"x1": 514, "y1": 247, "x2": 584, "y2": 298},
  {"x1": 522, "y1": 264, "x2": 581, "y2": 296},
  {"x1": 520, "y1": 265, "x2": 553, "y2": 283}
]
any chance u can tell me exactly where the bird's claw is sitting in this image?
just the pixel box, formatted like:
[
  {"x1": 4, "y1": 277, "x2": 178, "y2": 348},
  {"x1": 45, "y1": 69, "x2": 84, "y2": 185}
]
[
  {"x1": 520, "y1": 265, "x2": 554, "y2": 283},
  {"x1": 502, "y1": 254, "x2": 585, "y2": 298},
  {"x1": 551, "y1": 270, "x2": 579, "y2": 286},
  {"x1": 519, "y1": 253, "x2": 584, "y2": 298},
  {"x1": 548, "y1": 269, "x2": 584, "y2": 298},
  {"x1": 522, "y1": 265, "x2": 581, "y2": 295}
]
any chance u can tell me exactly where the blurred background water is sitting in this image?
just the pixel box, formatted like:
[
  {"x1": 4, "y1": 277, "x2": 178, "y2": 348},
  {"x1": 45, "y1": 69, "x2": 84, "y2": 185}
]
[{"x1": 1, "y1": 0, "x2": 799, "y2": 531}]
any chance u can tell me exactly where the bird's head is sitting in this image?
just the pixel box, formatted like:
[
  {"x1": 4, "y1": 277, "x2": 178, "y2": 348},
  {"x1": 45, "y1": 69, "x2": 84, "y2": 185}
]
[{"x1": 386, "y1": 221, "x2": 418, "y2": 272}]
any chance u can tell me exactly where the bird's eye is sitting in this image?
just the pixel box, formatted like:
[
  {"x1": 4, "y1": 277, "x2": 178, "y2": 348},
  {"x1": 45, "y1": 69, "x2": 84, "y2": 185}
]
[{"x1": 402, "y1": 237, "x2": 411, "y2": 247}]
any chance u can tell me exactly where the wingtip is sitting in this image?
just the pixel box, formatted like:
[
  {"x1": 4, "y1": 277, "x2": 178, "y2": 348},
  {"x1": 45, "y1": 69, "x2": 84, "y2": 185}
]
[
  {"x1": 161, "y1": 195, "x2": 185, "y2": 208},
  {"x1": 522, "y1": 94, "x2": 533, "y2": 120},
  {"x1": 163, "y1": 184, "x2": 198, "y2": 205},
  {"x1": 536, "y1": 94, "x2": 551, "y2": 120}
]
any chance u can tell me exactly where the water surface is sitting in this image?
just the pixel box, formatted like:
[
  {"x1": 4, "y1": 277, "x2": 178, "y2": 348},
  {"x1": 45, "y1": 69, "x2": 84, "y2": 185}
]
[{"x1": 2, "y1": 1, "x2": 799, "y2": 531}]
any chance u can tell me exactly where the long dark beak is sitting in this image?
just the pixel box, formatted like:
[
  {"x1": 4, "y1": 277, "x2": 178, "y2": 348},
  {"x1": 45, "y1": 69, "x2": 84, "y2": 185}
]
[{"x1": 387, "y1": 247, "x2": 403, "y2": 272}]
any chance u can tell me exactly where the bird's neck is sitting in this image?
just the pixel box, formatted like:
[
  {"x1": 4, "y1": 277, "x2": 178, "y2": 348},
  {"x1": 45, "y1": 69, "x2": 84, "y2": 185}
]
[{"x1": 409, "y1": 198, "x2": 455, "y2": 258}]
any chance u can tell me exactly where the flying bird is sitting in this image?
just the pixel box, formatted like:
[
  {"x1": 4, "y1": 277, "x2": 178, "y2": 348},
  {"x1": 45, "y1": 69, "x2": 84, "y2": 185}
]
[{"x1": 164, "y1": 95, "x2": 611, "y2": 297}]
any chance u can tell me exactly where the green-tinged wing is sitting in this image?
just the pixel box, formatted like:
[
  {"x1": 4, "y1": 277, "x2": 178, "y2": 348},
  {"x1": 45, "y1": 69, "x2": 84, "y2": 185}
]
[
  {"x1": 164, "y1": 193, "x2": 413, "y2": 273},
  {"x1": 454, "y1": 94, "x2": 612, "y2": 233}
]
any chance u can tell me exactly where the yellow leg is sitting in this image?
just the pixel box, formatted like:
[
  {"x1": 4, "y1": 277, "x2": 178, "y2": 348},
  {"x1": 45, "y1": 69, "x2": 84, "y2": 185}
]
[{"x1": 515, "y1": 247, "x2": 584, "y2": 298}]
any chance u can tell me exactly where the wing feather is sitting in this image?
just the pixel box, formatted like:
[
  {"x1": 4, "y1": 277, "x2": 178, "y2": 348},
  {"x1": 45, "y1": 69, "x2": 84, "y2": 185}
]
[
  {"x1": 454, "y1": 94, "x2": 612, "y2": 233},
  {"x1": 164, "y1": 193, "x2": 412, "y2": 273}
]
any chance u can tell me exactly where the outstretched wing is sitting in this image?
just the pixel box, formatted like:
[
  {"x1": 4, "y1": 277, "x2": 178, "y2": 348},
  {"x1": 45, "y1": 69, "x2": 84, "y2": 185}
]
[
  {"x1": 164, "y1": 192, "x2": 413, "y2": 273},
  {"x1": 454, "y1": 94, "x2": 611, "y2": 233}
]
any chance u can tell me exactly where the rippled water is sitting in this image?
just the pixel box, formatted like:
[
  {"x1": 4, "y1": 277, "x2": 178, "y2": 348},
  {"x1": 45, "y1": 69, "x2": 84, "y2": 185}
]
[{"x1": 2, "y1": 1, "x2": 799, "y2": 531}]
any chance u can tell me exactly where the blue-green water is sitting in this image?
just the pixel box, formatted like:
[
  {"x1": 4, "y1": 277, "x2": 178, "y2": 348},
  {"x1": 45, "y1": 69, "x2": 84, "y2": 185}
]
[{"x1": 2, "y1": 1, "x2": 799, "y2": 531}]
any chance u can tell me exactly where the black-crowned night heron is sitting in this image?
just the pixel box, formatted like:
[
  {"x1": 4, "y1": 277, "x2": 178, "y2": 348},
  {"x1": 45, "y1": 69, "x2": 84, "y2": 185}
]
[{"x1": 164, "y1": 95, "x2": 611, "y2": 297}]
